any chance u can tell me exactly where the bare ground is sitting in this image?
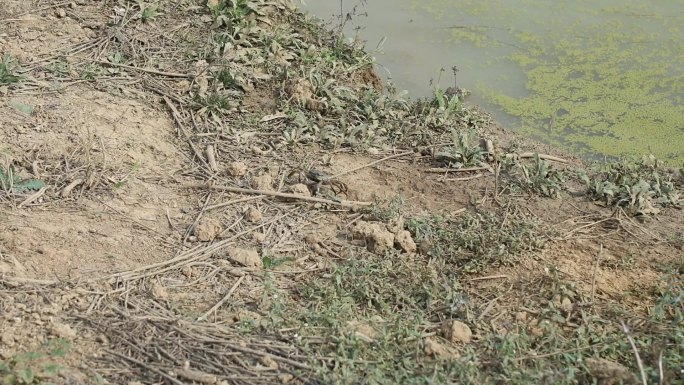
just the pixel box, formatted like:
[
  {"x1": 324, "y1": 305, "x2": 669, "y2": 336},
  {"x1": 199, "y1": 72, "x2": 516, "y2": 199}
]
[{"x1": 1, "y1": 1, "x2": 682, "y2": 384}]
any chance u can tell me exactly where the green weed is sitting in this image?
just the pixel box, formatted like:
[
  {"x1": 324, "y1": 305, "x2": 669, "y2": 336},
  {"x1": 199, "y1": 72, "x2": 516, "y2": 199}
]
[
  {"x1": 579, "y1": 154, "x2": 681, "y2": 215},
  {"x1": 517, "y1": 153, "x2": 565, "y2": 198},
  {"x1": 434, "y1": 129, "x2": 488, "y2": 169},
  {"x1": 0, "y1": 339, "x2": 71, "y2": 385},
  {"x1": 0, "y1": 54, "x2": 22, "y2": 85},
  {"x1": 0, "y1": 165, "x2": 45, "y2": 194},
  {"x1": 140, "y1": 4, "x2": 159, "y2": 22},
  {"x1": 210, "y1": 0, "x2": 255, "y2": 29},
  {"x1": 407, "y1": 210, "x2": 549, "y2": 273},
  {"x1": 198, "y1": 91, "x2": 236, "y2": 116}
]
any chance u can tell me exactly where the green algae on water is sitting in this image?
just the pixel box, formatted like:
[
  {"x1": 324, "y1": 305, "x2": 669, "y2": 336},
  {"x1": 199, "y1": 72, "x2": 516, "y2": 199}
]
[{"x1": 412, "y1": 0, "x2": 684, "y2": 164}]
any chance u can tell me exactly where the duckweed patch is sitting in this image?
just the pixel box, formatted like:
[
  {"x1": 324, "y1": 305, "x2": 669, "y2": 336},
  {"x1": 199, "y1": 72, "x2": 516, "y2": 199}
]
[{"x1": 412, "y1": 0, "x2": 684, "y2": 164}]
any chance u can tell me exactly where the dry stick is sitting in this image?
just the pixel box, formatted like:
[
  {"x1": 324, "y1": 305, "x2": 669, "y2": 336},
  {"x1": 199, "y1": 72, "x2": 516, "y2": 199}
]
[
  {"x1": 163, "y1": 97, "x2": 212, "y2": 172},
  {"x1": 590, "y1": 244, "x2": 603, "y2": 304},
  {"x1": 105, "y1": 349, "x2": 185, "y2": 385},
  {"x1": 469, "y1": 274, "x2": 509, "y2": 282},
  {"x1": 658, "y1": 350, "x2": 664, "y2": 385},
  {"x1": 197, "y1": 275, "x2": 246, "y2": 322},
  {"x1": 426, "y1": 166, "x2": 491, "y2": 173},
  {"x1": 0, "y1": 275, "x2": 58, "y2": 286},
  {"x1": 620, "y1": 320, "x2": 648, "y2": 385},
  {"x1": 445, "y1": 174, "x2": 485, "y2": 182},
  {"x1": 329, "y1": 150, "x2": 414, "y2": 180},
  {"x1": 206, "y1": 144, "x2": 218, "y2": 172},
  {"x1": 176, "y1": 327, "x2": 313, "y2": 371},
  {"x1": 505, "y1": 152, "x2": 569, "y2": 164},
  {"x1": 18, "y1": 187, "x2": 47, "y2": 208},
  {"x1": 185, "y1": 183, "x2": 371, "y2": 208},
  {"x1": 107, "y1": 211, "x2": 292, "y2": 281},
  {"x1": 206, "y1": 195, "x2": 264, "y2": 211},
  {"x1": 84, "y1": 58, "x2": 191, "y2": 78}
]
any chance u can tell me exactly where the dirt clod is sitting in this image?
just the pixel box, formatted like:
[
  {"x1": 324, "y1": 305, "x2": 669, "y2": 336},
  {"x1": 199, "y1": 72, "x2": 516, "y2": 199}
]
[
  {"x1": 228, "y1": 161, "x2": 248, "y2": 177},
  {"x1": 51, "y1": 322, "x2": 77, "y2": 339},
  {"x1": 442, "y1": 320, "x2": 472, "y2": 344},
  {"x1": 288, "y1": 183, "x2": 311, "y2": 197},
  {"x1": 251, "y1": 174, "x2": 274, "y2": 191},
  {"x1": 352, "y1": 221, "x2": 395, "y2": 254},
  {"x1": 394, "y1": 230, "x2": 417, "y2": 253},
  {"x1": 586, "y1": 357, "x2": 639, "y2": 385},
  {"x1": 194, "y1": 218, "x2": 223, "y2": 242},
  {"x1": 227, "y1": 247, "x2": 262, "y2": 268},
  {"x1": 244, "y1": 206, "x2": 263, "y2": 223},
  {"x1": 424, "y1": 338, "x2": 459, "y2": 359}
]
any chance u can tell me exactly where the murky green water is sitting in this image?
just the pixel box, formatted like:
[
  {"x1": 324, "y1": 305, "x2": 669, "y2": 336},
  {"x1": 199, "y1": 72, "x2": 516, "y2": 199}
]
[{"x1": 299, "y1": 0, "x2": 684, "y2": 164}]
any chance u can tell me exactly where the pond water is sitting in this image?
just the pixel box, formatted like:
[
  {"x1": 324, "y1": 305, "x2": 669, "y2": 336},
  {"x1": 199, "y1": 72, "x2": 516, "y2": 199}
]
[{"x1": 298, "y1": 0, "x2": 684, "y2": 164}]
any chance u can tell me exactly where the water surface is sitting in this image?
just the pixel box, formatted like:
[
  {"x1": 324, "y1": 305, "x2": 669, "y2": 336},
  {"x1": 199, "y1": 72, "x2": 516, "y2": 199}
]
[{"x1": 299, "y1": 0, "x2": 684, "y2": 164}]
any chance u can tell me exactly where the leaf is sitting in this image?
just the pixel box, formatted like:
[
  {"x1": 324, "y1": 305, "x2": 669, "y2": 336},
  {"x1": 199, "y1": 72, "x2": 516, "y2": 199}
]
[
  {"x1": 2, "y1": 374, "x2": 17, "y2": 385},
  {"x1": 8, "y1": 100, "x2": 33, "y2": 116},
  {"x1": 39, "y1": 363, "x2": 62, "y2": 378},
  {"x1": 11, "y1": 179, "x2": 45, "y2": 194},
  {"x1": 15, "y1": 368, "x2": 33, "y2": 384},
  {"x1": 48, "y1": 339, "x2": 72, "y2": 357},
  {"x1": 13, "y1": 351, "x2": 45, "y2": 363}
]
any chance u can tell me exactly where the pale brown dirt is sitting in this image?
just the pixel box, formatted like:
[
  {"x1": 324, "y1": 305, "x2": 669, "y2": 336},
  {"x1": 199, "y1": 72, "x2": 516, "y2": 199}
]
[{"x1": 1, "y1": 1, "x2": 682, "y2": 384}]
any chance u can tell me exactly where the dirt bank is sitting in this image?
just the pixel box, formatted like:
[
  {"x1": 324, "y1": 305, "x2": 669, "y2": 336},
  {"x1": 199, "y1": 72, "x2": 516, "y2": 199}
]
[{"x1": 1, "y1": 1, "x2": 682, "y2": 384}]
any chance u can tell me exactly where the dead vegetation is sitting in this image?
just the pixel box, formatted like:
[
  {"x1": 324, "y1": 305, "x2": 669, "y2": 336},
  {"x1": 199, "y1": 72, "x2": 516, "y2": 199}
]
[{"x1": 0, "y1": 1, "x2": 682, "y2": 384}]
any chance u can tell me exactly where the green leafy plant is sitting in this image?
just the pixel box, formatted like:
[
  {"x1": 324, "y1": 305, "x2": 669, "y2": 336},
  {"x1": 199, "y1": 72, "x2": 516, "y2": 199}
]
[
  {"x1": 0, "y1": 339, "x2": 71, "y2": 384},
  {"x1": 434, "y1": 129, "x2": 488, "y2": 168},
  {"x1": 140, "y1": 4, "x2": 159, "y2": 22},
  {"x1": 0, "y1": 166, "x2": 45, "y2": 194},
  {"x1": 0, "y1": 54, "x2": 22, "y2": 85},
  {"x1": 433, "y1": 87, "x2": 464, "y2": 118},
  {"x1": 408, "y1": 210, "x2": 549, "y2": 272},
  {"x1": 198, "y1": 91, "x2": 237, "y2": 116},
  {"x1": 517, "y1": 153, "x2": 565, "y2": 198},
  {"x1": 579, "y1": 154, "x2": 681, "y2": 215},
  {"x1": 210, "y1": 0, "x2": 255, "y2": 29}
]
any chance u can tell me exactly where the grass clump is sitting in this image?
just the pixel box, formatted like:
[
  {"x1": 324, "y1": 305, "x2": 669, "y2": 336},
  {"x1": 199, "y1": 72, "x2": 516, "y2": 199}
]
[
  {"x1": 579, "y1": 154, "x2": 681, "y2": 215},
  {"x1": 407, "y1": 210, "x2": 549, "y2": 273},
  {"x1": 255, "y1": 232, "x2": 682, "y2": 384},
  {"x1": 288, "y1": 255, "x2": 471, "y2": 384}
]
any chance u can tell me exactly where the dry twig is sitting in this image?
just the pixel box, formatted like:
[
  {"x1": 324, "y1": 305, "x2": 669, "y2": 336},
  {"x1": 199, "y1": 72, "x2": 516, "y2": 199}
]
[{"x1": 184, "y1": 183, "x2": 371, "y2": 208}]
